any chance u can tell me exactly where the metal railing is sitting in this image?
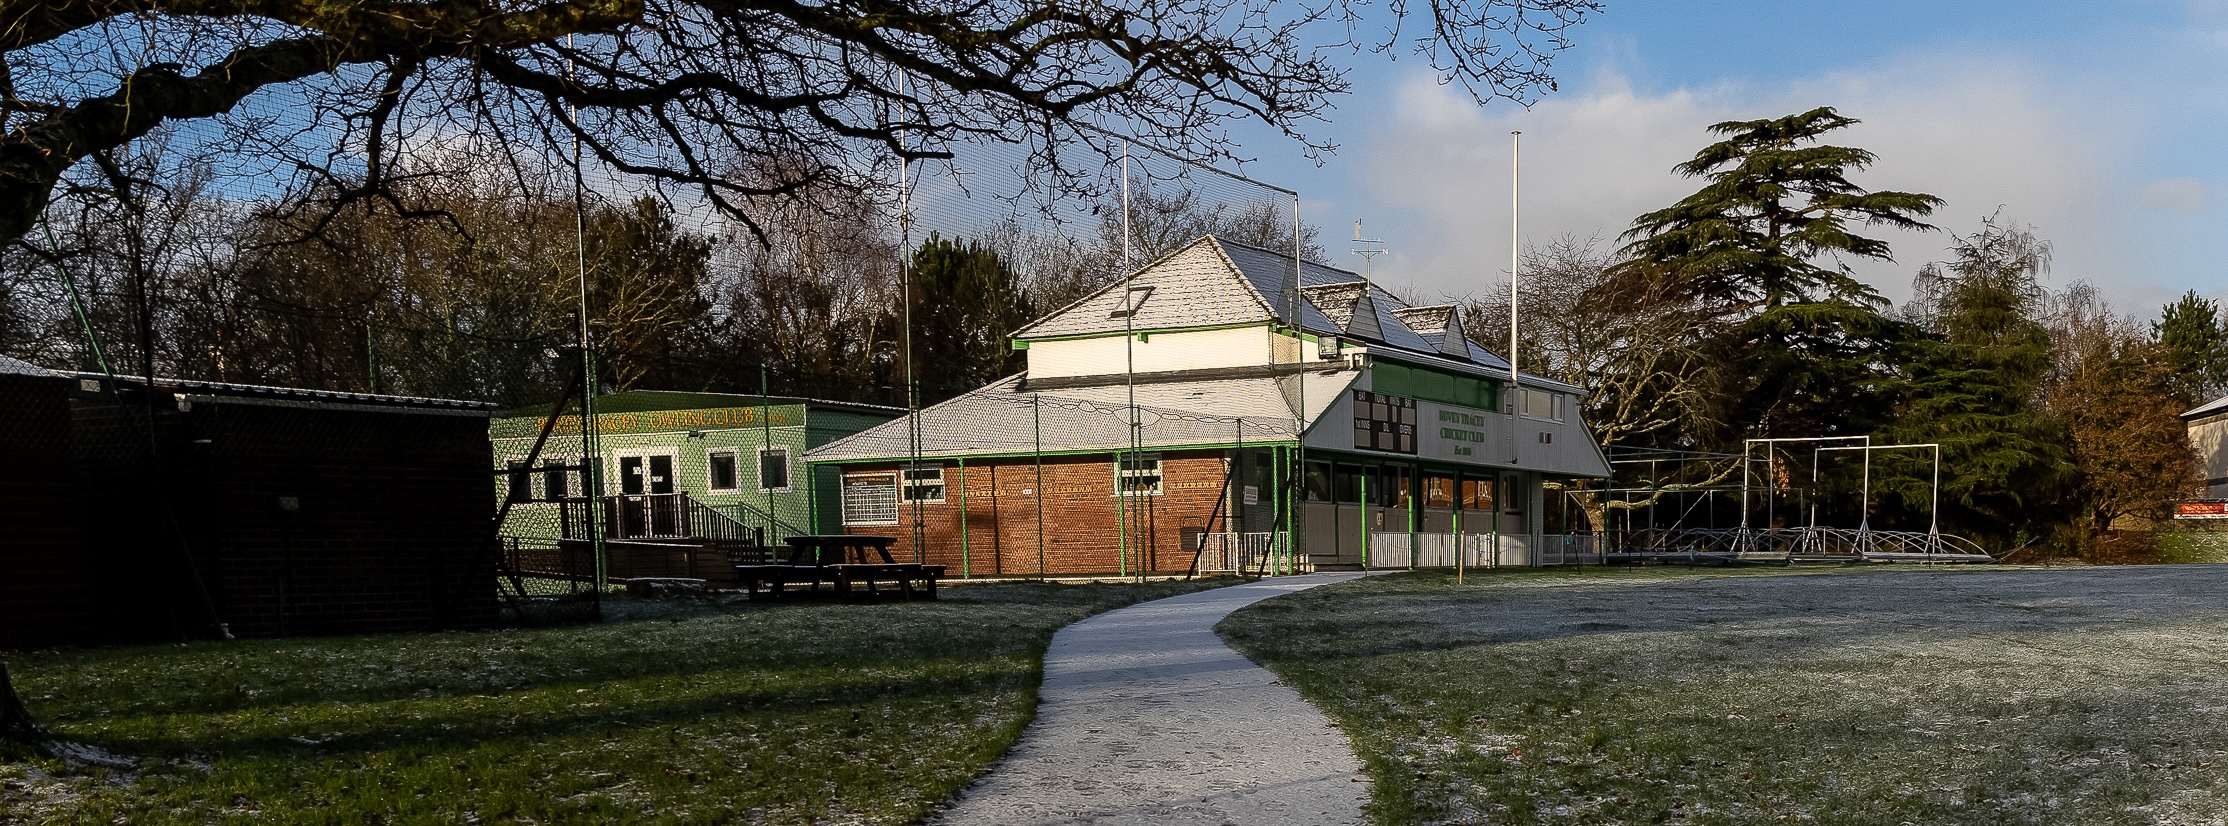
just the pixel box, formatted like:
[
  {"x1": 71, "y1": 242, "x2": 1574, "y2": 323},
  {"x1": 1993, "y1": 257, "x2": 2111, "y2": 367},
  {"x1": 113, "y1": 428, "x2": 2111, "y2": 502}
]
[{"x1": 1196, "y1": 532, "x2": 1306, "y2": 575}]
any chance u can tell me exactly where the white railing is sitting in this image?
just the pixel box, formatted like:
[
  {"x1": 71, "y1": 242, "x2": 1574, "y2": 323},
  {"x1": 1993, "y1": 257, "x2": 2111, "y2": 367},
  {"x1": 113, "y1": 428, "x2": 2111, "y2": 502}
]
[
  {"x1": 1361, "y1": 532, "x2": 1603, "y2": 568},
  {"x1": 1196, "y1": 532, "x2": 1308, "y2": 574}
]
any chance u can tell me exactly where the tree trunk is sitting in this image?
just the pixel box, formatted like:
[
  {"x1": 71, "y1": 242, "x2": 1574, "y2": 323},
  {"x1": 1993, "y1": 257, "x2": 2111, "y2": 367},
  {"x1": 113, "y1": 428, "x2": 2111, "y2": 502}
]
[{"x1": 0, "y1": 659, "x2": 50, "y2": 750}]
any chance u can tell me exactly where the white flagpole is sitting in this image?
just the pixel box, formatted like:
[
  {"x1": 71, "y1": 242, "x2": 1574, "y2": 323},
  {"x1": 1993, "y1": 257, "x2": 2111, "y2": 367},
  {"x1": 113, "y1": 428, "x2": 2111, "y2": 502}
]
[{"x1": 1508, "y1": 130, "x2": 1521, "y2": 464}]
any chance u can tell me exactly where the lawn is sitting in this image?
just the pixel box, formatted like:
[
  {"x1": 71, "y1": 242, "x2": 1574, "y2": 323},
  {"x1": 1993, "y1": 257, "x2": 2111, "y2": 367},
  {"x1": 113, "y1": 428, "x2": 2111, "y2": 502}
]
[
  {"x1": 1219, "y1": 565, "x2": 2228, "y2": 826},
  {"x1": 2, "y1": 579, "x2": 1226, "y2": 825}
]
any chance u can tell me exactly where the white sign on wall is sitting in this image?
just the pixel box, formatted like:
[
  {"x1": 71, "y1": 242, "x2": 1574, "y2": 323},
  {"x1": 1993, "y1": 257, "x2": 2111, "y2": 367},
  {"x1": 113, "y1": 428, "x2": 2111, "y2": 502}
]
[{"x1": 1242, "y1": 485, "x2": 1259, "y2": 505}]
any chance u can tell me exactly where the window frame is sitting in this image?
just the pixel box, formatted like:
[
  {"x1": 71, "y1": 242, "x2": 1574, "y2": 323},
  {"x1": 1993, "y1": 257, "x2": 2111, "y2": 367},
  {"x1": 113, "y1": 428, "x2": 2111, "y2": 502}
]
[
  {"x1": 757, "y1": 446, "x2": 793, "y2": 493},
  {"x1": 706, "y1": 449, "x2": 741, "y2": 493},
  {"x1": 1116, "y1": 453, "x2": 1164, "y2": 497},
  {"x1": 901, "y1": 465, "x2": 946, "y2": 504}
]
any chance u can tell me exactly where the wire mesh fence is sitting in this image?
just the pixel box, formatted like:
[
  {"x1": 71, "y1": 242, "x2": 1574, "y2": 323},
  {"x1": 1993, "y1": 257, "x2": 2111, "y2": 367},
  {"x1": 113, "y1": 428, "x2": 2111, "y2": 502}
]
[{"x1": 2, "y1": 54, "x2": 1320, "y2": 636}]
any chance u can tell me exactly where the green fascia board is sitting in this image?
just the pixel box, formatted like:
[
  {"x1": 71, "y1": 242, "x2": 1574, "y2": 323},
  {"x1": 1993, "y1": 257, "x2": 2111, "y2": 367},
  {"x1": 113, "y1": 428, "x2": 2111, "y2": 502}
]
[{"x1": 806, "y1": 439, "x2": 1301, "y2": 466}]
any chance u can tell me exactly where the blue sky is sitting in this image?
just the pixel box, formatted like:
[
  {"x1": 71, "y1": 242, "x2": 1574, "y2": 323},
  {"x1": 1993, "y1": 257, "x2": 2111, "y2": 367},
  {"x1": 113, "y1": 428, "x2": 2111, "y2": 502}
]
[{"x1": 1230, "y1": 0, "x2": 2228, "y2": 318}]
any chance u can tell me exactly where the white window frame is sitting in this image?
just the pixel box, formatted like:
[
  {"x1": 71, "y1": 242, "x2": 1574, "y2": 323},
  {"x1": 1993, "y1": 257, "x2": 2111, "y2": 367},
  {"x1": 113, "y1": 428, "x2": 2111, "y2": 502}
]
[
  {"x1": 1519, "y1": 388, "x2": 1565, "y2": 422},
  {"x1": 706, "y1": 448, "x2": 741, "y2": 493},
  {"x1": 842, "y1": 472, "x2": 900, "y2": 526},
  {"x1": 757, "y1": 446, "x2": 794, "y2": 493},
  {"x1": 1117, "y1": 453, "x2": 1164, "y2": 497},
  {"x1": 902, "y1": 465, "x2": 947, "y2": 504}
]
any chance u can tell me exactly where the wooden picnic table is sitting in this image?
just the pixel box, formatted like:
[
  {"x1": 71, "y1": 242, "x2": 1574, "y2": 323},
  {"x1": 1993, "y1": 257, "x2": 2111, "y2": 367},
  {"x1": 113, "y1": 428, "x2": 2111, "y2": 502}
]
[
  {"x1": 780, "y1": 534, "x2": 899, "y2": 565},
  {"x1": 735, "y1": 535, "x2": 941, "y2": 600}
]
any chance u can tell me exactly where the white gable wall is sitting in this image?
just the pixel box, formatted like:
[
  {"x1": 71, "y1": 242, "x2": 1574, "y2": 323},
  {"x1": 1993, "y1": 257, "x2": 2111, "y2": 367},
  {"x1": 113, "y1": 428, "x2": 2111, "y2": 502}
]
[{"x1": 1025, "y1": 325, "x2": 1280, "y2": 379}]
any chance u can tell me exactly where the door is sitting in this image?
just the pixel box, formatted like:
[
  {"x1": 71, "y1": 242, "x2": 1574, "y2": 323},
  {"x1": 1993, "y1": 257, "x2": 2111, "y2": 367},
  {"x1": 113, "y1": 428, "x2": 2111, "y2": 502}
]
[{"x1": 613, "y1": 451, "x2": 680, "y2": 538}]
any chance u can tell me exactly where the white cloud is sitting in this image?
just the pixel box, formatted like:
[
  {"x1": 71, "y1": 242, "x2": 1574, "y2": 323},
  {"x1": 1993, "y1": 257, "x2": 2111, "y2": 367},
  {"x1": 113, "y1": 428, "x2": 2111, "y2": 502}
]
[
  {"x1": 1348, "y1": 52, "x2": 2152, "y2": 311},
  {"x1": 2140, "y1": 177, "x2": 2209, "y2": 213}
]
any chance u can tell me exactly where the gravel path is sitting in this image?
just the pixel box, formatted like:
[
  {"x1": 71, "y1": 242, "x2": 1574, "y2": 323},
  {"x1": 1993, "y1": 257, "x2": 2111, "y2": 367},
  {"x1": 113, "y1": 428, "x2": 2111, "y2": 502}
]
[{"x1": 931, "y1": 573, "x2": 1371, "y2": 826}]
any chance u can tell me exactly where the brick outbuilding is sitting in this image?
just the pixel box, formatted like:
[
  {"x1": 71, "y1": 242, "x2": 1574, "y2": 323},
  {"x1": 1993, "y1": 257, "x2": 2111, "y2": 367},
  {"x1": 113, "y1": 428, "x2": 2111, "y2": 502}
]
[{"x1": 809, "y1": 236, "x2": 1611, "y2": 577}]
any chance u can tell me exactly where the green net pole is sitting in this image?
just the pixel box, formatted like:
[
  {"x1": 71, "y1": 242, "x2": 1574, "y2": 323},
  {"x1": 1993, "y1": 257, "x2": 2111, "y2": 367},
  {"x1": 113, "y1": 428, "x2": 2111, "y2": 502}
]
[{"x1": 1034, "y1": 394, "x2": 1045, "y2": 580}]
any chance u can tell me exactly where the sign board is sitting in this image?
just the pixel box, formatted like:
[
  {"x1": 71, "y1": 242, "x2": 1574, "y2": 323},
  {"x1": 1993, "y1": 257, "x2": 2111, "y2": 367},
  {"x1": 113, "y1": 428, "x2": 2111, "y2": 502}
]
[
  {"x1": 2175, "y1": 501, "x2": 2228, "y2": 519},
  {"x1": 1242, "y1": 485, "x2": 1259, "y2": 506}
]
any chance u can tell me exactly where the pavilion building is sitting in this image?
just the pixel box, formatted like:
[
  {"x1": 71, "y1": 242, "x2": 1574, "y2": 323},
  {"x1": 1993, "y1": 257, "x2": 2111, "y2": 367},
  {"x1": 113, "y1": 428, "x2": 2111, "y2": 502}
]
[{"x1": 805, "y1": 236, "x2": 1610, "y2": 576}]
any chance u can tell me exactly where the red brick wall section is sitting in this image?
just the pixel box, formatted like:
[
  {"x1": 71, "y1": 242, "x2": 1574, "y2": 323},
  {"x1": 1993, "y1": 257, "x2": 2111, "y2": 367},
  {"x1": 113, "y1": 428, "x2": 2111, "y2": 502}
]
[{"x1": 842, "y1": 452, "x2": 1230, "y2": 576}]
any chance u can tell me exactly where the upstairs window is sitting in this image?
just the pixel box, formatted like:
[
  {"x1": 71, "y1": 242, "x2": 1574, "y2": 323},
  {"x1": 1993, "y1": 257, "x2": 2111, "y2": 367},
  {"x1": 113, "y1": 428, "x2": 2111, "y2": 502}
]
[
  {"x1": 1521, "y1": 388, "x2": 1565, "y2": 421},
  {"x1": 1109, "y1": 285, "x2": 1155, "y2": 318}
]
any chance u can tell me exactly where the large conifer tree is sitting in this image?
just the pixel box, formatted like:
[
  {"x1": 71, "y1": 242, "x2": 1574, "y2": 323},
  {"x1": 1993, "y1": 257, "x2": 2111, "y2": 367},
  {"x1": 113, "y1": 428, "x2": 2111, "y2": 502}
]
[{"x1": 1610, "y1": 108, "x2": 1942, "y2": 446}]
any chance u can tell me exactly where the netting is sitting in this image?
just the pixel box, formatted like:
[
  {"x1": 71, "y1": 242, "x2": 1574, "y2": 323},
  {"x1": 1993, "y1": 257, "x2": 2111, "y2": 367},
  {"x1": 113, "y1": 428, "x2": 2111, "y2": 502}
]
[{"x1": 1, "y1": 41, "x2": 1316, "y2": 630}]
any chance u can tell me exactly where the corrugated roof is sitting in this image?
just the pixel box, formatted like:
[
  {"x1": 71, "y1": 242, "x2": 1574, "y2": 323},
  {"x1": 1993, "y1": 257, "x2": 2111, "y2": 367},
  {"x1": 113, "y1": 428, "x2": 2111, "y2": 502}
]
[{"x1": 807, "y1": 369, "x2": 1359, "y2": 463}]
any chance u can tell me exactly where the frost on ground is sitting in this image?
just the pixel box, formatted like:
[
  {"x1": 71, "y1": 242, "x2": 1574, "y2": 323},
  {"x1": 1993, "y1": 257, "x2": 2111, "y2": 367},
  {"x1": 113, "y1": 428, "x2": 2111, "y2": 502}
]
[
  {"x1": 1220, "y1": 565, "x2": 2228, "y2": 826},
  {"x1": 1, "y1": 579, "x2": 1222, "y2": 825}
]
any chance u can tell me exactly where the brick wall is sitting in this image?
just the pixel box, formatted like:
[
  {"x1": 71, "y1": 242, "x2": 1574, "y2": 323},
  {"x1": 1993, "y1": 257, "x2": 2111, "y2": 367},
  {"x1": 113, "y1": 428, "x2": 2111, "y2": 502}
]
[{"x1": 840, "y1": 451, "x2": 1231, "y2": 576}]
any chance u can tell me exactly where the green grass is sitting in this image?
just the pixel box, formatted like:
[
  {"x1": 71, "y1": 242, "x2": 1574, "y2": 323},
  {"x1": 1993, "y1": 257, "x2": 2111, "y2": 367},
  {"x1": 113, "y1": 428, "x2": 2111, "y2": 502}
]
[
  {"x1": 2158, "y1": 530, "x2": 2228, "y2": 563},
  {"x1": 1220, "y1": 566, "x2": 2228, "y2": 825},
  {"x1": 3, "y1": 579, "x2": 1227, "y2": 825}
]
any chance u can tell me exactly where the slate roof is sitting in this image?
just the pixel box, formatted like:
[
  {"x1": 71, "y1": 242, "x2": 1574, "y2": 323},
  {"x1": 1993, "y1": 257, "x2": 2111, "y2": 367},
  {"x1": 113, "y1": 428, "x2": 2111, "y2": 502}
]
[{"x1": 808, "y1": 369, "x2": 1360, "y2": 462}]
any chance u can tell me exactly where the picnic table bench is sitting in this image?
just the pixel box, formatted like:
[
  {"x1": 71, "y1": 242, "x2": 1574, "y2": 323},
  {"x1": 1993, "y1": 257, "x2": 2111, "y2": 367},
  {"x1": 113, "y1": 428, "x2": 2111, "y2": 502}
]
[{"x1": 735, "y1": 535, "x2": 944, "y2": 600}]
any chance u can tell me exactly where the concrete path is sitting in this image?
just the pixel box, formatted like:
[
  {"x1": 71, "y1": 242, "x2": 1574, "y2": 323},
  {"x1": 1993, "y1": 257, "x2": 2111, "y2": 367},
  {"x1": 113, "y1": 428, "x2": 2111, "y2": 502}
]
[{"x1": 932, "y1": 573, "x2": 1372, "y2": 826}]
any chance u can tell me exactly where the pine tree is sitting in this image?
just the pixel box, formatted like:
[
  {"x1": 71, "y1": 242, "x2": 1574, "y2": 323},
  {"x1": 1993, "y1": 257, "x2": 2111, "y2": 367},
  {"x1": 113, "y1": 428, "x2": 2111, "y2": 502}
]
[{"x1": 2153, "y1": 290, "x2": 2228, "y2": 406}]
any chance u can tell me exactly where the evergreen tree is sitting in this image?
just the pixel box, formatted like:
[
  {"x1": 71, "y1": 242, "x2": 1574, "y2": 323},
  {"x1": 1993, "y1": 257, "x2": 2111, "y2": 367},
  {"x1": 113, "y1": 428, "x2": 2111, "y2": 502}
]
[
  {"x1": 1609, "y1": 107, "x2": 1943, "y2": 445},
  {"x1": 907, "y1": 236, "x2": 1033, "y2": 404},
  {"x1": 1886, "y1": 217, "x2": 2072, "y2": 546},
  {"x1": 2152, "y1": 290, "x2": 2228, "y2": 406}
]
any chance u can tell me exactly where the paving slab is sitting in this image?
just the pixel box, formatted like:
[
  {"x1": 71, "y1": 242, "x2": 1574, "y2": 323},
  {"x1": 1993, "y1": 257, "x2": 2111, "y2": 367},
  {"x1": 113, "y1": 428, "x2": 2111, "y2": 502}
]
[{"x1": 932, "y1": 573, "x2": 1372, "y2": 826}]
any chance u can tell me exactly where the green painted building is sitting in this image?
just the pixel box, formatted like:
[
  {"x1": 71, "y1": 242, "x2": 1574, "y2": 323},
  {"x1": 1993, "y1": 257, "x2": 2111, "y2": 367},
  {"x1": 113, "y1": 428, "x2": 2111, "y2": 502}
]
[{"x1": 492, "y1": 391, "x2": 903, "y2": 548}]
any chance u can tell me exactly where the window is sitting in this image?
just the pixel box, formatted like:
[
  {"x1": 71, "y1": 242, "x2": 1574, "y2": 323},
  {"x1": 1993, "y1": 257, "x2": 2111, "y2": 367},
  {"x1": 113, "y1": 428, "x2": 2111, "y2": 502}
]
[
  {"x1": 1351, "y1": 389, "x2": 1417, "y2": 454},
  {"x1": 541, "y1": 460, "x2": 572, "y2": 500},
  {"x1": 707, "y1": 450, "x2": 739, "y2": 492},
  {"x1": 1303, "y1": 461, "x2": 1334, "y2": 502},
  {"x1": 758, "y1": 447, "x2": 791, "y2": 492},
  {"x1": 505, "y1": 460, "x2": 531, "y2": 504},
  {"x1": 1521, "y1": 388, "x2": 1564, "y2": 421},
  {"x1": 1502, "y1": 473, "x2": 1527, "y2": 515},
  {"x1": 842, "y1": 473, "x2": 899, "y2": 525},
  {"x1": 1460, "y1": 476, "x2": 1495, "y2": 511},
  {"x1": 1424, "y1": 474, "x2": 1457, "y2": 508},
  {"x1": 1109, "y1": 285, "x2": 1155, "y2": 318},
  {"x1": 1117, "y1": 454, "x2": 1163, "y2": 496},
  {"x1": 902, "y1": 466, "x2": 946, "y2": 503}
]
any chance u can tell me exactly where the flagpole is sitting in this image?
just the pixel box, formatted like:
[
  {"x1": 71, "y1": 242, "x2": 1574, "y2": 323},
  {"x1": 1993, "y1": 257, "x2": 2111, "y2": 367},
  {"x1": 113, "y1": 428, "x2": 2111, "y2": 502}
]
[{"x1": 1508, "y1": 130, "x2": 1521, "y2": 465}]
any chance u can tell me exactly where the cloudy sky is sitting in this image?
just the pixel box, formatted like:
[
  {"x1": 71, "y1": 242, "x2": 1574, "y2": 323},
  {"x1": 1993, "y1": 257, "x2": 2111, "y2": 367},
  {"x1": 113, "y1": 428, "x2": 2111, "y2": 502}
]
[{"x1": 1231, "y1": 0, "x2": 2228, "y2": 319}]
